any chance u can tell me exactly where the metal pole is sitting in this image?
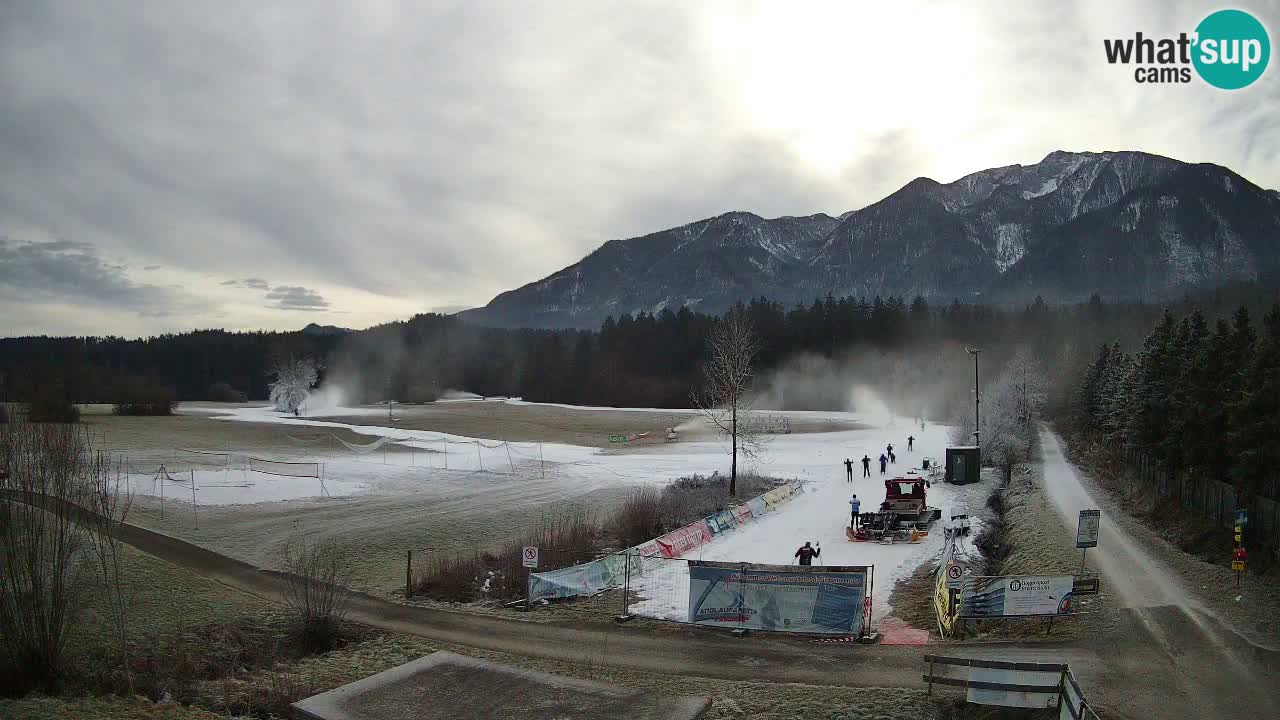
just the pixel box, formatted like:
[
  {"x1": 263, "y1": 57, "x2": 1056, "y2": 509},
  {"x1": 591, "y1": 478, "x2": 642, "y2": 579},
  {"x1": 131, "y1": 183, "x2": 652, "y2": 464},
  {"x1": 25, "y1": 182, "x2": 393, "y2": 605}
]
[
  {"x1": 190, "y1": 469, "x2": 198, "y2": 529},
  {"x1": 406, "y1": 550, "x2": 413, "y2": 599},
  {"x1": 973, "y1": 351, "x2": 980, "y2": 447},
  {"x1": 477, "y1": 442, "x2": 483, "y2": 471},
  {"x1": 506, "y1": 442, "x2": 515, "y2": 474},
  {"x1": 539, "y1": 443, "x2": 545, "y2": 478},
  {"x1": 621, "y1": 551, "x2": 631, "y2": 618},
  {"x1": 443, "y1": 436, "x2": 448, "y2": 470},
  {"x1": 160, "y1": 466, "x2": 165, "y2": 520},
  {"x1": 1079, "y1": 548, "x2": 1087, "y2": 576}
]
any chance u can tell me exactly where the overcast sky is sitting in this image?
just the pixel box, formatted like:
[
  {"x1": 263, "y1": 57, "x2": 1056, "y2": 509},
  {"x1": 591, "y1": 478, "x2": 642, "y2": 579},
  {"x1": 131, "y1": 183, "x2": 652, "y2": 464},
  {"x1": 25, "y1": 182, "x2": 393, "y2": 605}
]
[{"x1": 2, "y1": 1, "x2": 1278, "y2": 337}]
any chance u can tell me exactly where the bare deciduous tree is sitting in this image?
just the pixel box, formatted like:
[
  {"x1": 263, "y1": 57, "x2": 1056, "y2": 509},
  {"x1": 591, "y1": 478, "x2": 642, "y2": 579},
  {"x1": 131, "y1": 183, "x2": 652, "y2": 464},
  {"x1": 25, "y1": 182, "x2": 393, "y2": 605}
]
[
  {"x1": 692, "y1": 309, "x2": 761, "y2": 496},
  {"x1": 85, "y1": 450, "x2": 135, "y2": 692}
]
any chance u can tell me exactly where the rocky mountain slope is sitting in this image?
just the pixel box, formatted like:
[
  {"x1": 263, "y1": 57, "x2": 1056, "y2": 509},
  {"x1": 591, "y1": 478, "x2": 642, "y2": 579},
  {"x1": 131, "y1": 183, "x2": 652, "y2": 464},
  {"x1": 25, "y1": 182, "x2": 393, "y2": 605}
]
[{"x1": 462, "y1": 151, "x2": 1280, "y2": 329}]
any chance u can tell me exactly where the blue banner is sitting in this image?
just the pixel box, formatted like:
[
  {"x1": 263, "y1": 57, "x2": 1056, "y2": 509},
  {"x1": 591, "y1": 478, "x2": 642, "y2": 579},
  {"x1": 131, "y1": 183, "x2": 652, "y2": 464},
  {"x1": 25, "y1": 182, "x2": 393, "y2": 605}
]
[{"x1": 688, "y1": 561, "x2": 868, "y2": 635}]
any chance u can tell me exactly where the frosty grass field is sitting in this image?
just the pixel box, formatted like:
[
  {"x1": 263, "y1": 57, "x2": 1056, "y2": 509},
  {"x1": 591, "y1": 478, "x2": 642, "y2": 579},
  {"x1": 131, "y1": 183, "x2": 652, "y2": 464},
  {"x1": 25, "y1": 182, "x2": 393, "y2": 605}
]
[{"x1": 115, "y1": 398, "x2": 990, "y2": 619}]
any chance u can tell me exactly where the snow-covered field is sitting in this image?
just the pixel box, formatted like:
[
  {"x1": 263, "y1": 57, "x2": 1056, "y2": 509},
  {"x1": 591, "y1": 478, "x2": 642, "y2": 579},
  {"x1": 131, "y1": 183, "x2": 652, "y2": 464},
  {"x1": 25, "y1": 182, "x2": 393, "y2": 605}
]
[
  {"x1": 118, "y1": 401, "x2": 991, "y2": 618},
  {"x1": 625, "y1": 416, "x2": 992, "y2": 622}
]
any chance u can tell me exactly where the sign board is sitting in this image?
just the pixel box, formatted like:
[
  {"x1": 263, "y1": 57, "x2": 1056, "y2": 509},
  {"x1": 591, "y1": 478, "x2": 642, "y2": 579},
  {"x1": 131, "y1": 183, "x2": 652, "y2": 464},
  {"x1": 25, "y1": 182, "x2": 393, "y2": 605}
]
[
  {"x1": 1072, "y1": 576, "x2": 1100, "y2": 595},
  {"x1": 946, "y1": 562, "x2": 964, "y2": 590},
  {"x1": 1232, "y1": 560, "x2": 1245, "y2": 572},
  {"x1": 688, "y1": 561, "x2": 868, "y2": 635},
  {"x1": 1235, "y1": 509, "x2": 1248, "y2": 526},
  {"x1": 521, "y1": 546, "x2": 539, "y2": 569},
  {"x1": 960, "y1": 575, "x2": 1076, "y2": 618},
  {"x1": 1075, "y1": 510, "x2": 1100, "y2": 549},
  {"x1": 608, "y1": 434, "x2": 627, "y2": 443}
]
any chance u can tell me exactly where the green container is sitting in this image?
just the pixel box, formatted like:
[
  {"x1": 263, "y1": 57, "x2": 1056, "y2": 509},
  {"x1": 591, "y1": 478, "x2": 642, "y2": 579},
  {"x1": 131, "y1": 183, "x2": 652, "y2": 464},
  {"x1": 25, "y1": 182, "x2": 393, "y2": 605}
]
[{"x1": 945, "y1": 446, "x2": 981, "y2": 485}]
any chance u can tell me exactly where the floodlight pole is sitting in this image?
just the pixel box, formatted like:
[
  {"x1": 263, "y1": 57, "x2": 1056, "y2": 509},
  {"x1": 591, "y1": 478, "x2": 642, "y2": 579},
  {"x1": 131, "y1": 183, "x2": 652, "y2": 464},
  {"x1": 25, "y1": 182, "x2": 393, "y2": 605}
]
[{"x1": 965, "y1": 347, "x2": 981, "y2": 447}]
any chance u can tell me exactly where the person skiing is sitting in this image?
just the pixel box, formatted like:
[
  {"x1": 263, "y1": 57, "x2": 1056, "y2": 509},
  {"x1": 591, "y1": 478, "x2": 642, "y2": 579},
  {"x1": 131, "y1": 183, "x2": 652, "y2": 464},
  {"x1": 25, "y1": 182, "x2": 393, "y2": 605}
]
[
  {"x1": 843, "y1": 457, "x2": 853, "y2": 482},
  {"x1": 795, "y1": 541, "x2": 821, "y2": 566},
  {"x1": 861, "y1": 454, "x2": 871, "y2": 477},
  {"x1": 887, "y1": 443, "x2": 896, "y2": 464},
  {"x1": 879, "y1": 453, "x2": 888, "y2": 474},
  {"x1": 849, "y1": 494, "x2": 861, "y2": 529},
  {"x1": 908, "y1": 435, "x2": 915, "y2": 452}
]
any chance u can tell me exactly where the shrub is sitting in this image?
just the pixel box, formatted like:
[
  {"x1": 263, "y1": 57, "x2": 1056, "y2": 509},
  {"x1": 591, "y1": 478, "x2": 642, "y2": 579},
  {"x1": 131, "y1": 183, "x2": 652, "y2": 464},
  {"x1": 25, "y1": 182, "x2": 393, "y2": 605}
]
[
  {"x1": 207, "y1": 382, "x2": 248, "y2": 403},
  {"x1": 414, "y1": 509, "x2": 599, "y2": 602},
  {"x1": 0, "y1": 418, "x2": 93, "y2": 693},
  {"x1": 279, "y1": 534, "x2": 352, "y2": 652},
  {"x1": 25, "y1": 382, "x2": 79, "y2": 423},
  {"x1": 614, "y1": 486, "x2": 661, "y2": 547},
  {"x1": 111, "y1": 377, "x2": 176, "y2": 416}
]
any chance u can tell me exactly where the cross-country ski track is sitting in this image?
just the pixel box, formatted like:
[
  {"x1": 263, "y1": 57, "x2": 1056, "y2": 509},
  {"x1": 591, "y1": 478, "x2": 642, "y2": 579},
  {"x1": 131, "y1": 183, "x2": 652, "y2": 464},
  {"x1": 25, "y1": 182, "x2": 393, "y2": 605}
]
[{"x1": 6, "y1": 428, "x2": 1279, "y2": 720}]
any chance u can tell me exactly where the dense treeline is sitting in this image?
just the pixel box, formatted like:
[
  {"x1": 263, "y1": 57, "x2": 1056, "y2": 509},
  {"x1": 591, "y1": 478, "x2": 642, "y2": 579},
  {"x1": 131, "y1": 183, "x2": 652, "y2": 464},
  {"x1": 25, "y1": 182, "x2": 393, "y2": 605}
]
[
  {"x1": 2, "y1": 283, "x2": 1277, "y2": 419},
  {"x1": 1071, "y1": 302, "x2": 1280, "y2": 499}
]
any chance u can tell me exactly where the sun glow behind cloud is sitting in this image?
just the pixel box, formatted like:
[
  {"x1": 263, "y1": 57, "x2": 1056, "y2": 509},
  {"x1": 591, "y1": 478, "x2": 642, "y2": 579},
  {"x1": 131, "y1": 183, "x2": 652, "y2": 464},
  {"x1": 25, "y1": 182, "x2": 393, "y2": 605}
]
[{"x1": 703, "y1": 1, "x2": 986, "y2": 177}]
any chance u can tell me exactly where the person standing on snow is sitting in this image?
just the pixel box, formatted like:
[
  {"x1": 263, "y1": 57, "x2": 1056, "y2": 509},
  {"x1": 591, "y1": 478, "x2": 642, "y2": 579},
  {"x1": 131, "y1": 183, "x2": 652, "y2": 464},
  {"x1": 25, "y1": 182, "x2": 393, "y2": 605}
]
[
  {"x1": 879, "y1": 453, "x2": 888, "y2": 474},
  {"x1": 795, "y1": 541, "x2": 821, "y2": 566},
  {"x1": 849, "y1": 494, "x2": 861, "y2": 528},
  {"x1": 887, "y1": 443, "x2": 896, "y2": 464},
  {"x1": 861, "y1": 454, "x2": 871, "y2": 477},
  {"x1": 844, "y1": 457, "x2": 853, "y2": 482},
  {"x1": 908, "y1": 435, "x2": 915, "y2": 452}
]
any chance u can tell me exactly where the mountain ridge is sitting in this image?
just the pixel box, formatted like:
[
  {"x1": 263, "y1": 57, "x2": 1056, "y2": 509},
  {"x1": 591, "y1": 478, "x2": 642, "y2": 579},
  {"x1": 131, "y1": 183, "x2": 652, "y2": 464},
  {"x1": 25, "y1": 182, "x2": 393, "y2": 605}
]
[{"x1": 462, "y1": 150, "x2": 1280, "y2": 329}]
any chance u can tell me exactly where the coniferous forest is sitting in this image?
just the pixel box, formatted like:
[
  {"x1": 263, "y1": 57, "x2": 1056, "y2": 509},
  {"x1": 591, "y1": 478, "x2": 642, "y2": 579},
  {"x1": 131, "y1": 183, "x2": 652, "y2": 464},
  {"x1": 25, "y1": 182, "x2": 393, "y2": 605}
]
[
  {"x1": 1070, "y1": 304, "x2": 1280, "y2": 500},
  {"x1": 2, "y1": 286, "x2": 1278, "y2": 448}
]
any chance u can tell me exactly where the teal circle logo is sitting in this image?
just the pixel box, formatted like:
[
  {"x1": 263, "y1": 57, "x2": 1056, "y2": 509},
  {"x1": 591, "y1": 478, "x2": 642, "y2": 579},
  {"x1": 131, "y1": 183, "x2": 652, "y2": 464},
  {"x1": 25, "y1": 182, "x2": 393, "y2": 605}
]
[{"x1": 1192, "y1": 10, "x2": 1270, "y2": 89}]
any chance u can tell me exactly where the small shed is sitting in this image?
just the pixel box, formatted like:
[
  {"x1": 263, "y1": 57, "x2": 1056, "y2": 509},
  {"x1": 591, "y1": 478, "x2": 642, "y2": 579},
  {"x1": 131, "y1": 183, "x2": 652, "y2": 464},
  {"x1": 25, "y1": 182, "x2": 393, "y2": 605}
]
[{"x1": 945, "y1": 446, "x2": 981, "y2": 485}]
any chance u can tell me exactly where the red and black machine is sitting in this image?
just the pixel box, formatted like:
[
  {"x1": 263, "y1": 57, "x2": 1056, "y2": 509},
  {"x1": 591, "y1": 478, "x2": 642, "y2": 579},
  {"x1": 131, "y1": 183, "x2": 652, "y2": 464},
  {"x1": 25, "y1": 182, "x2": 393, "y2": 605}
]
[{"x1": 847, "y1": 474, "x2": 941, "y2": 542}]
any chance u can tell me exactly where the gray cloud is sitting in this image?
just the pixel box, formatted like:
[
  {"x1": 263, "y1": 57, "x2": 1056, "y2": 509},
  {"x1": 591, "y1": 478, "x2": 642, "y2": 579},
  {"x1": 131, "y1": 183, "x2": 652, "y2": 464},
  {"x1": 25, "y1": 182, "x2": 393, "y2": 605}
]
[
  {"x1": 265, "y1": 285, "x2": 329, "y2": 311},
  {"x1": 1, "y1": 1, "x2": 1278, "y2": 336},
  {"x1": 0, "y1": 237, "x2": 203, "y2": 317},
  {"x1": 221, "y1": 277, "x2": 270, "y2": 290}
]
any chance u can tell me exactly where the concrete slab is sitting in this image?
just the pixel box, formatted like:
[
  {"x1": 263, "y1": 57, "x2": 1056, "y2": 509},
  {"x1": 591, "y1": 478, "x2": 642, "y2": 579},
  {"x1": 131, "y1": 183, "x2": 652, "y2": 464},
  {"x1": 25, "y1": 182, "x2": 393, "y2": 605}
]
[{"x1": 291, "y1": 651, "x2": 712, "y2": 720}]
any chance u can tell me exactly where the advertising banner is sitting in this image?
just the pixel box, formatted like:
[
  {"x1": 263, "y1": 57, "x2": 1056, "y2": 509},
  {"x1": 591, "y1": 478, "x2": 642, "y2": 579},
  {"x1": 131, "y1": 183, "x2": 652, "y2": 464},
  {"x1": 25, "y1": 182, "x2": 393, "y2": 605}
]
[
  {"x1": 732, "y1": 503, "x2": 754, "y2": 525},
  {"x1": 655, "y1": 519, "x2": 713, "y2": 558},
  {"x1": 688, "y1": 561, "x2": 868, "y2": 635},
  {"x1": 959, "y1": 575, "x2": 1075, "y2": 618},
  {"x1": 707, "y1": 509, "x2": 737, "y2": 534},
  {"x1": 528, "y1": 553, "x2": 628, "y2": 601},
  {"x1": 933, "y1": 531, "x2": 961, "y2": 635}
]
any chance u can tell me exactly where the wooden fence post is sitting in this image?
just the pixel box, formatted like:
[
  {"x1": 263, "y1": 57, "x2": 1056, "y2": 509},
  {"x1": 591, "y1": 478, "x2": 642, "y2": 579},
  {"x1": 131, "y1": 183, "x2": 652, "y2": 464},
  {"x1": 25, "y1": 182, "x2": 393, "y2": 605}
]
[{"x1": 406, "y1": 550, "x2": 412, "y2": 599}]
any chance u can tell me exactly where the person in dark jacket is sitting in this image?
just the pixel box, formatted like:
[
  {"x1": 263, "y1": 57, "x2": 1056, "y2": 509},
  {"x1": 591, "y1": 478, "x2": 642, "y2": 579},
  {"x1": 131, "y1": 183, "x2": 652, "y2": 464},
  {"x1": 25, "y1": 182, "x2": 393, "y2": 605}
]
[
  {"x1": 849, "y1": 494, "x2": 861, "y2": 528},
  {"x1": 843, "y1": 457, "x2": 853, "y2": 482},
  {"x1": 795, "y1": 541, "x2": 820, "y2": 566},
  {"x1": 879, "y1": 453, "x2": 888, "y2": 474},
  {"x1": 908, "y1": 435, "x2": 915, "y2": 452},
  {"x1": 861, "y1": 454, "x2": 871, "y2": 477}
]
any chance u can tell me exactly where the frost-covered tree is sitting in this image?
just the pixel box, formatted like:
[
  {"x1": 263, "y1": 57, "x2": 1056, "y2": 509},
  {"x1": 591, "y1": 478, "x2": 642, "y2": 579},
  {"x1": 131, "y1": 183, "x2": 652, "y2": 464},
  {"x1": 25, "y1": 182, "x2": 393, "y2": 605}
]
[
  {"x1": 949, "y1": 347, "x2": 1048, "y2": 482},
  {"x1": 269, "y1": 357, "x2": 320, "y2": 414}
]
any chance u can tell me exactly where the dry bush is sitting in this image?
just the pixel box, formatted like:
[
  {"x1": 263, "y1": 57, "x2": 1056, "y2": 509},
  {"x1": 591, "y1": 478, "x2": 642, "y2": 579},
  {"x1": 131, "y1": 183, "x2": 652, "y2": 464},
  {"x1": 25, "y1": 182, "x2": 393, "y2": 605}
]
[
  {"x1": 25, "y1": 382, "x2": 79, "y2": 423},
  {"x1": 279, "y1": 534, "x2": 353, "y2": 652},
  {"x1": 654, "y1": 472, "x2": 780, "y2": 532},
  {"x1": 614, "y1": 486, "x2": 661, "y2": 547},
  {"x1": 0, "y1": 419, "x2": 93, "y2": 693},
  {"x1": 207, "y1": 382, "x2": 248, "y2": 403},
  {"x1": 111, "y1": 377, "x2": 177, "y2": 416},
  {"x1": 414, "y1": 508, "x2": 600, "y2": 602}
]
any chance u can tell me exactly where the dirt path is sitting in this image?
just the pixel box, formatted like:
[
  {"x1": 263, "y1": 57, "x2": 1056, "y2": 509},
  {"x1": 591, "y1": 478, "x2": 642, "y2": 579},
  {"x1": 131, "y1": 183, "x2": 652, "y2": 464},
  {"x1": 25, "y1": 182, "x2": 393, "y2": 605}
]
[
  {"x1": 10, "y1": 484, "x2": 1277, "y2": 718},
  {"x1": 1037, "y1": 427, "x2": 1280, "y2": 718}
]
